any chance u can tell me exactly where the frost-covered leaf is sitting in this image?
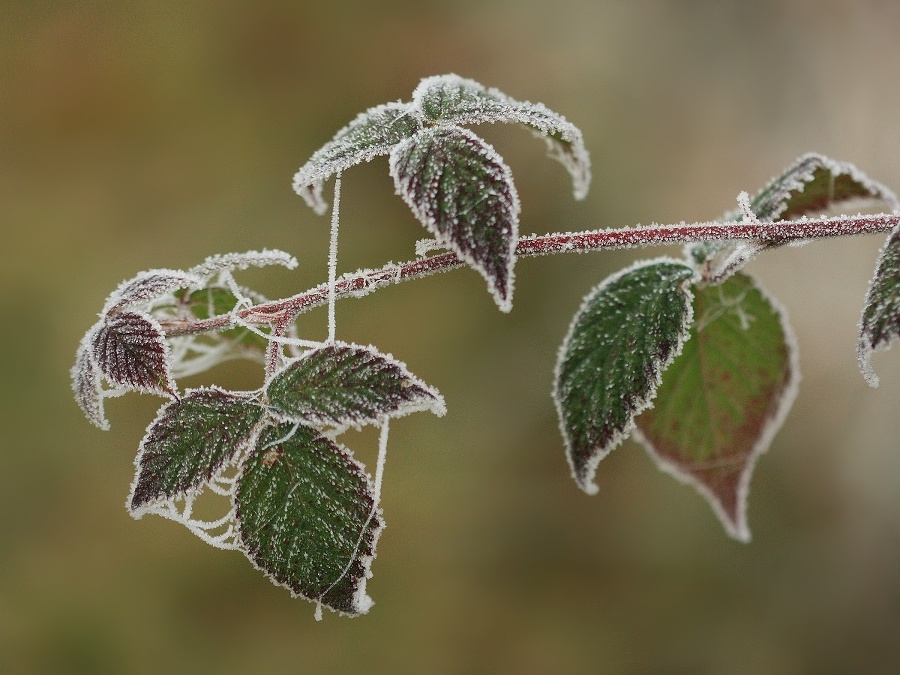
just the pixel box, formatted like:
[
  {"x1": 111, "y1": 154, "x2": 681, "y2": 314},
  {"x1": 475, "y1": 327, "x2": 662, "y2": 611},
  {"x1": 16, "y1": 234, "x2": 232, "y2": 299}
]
[
  {"x1": 189, "y1": 249, "x2": 298, "y2": 281},
  {"x1": 91, "y1": 311, "x2": 176, "y2": 397},
  {"x1": 689, "y1": 153, "x2": 899, "y2": 271},
  {"x1": 180, "y1": 287, "x2": 270, "y2": 352},
  {"x1": 102, "y1": 269, "x2": 203, "y2": 314},
  {"x1": 71, "y1": 325, "x2": 108, "y2": 430},
  {"x1": 635, "y1": 273, "x2": 798, "y2": 542},
  {"x1": 747, "y1": 153, "x2": 898, "y2": 223},
  {"x1": 129, "y1": 388, "x2": 264, "y2": 513},
  {"x1": 390, "y1": 126, "x2": 520, "y2": 311},
  {"x1": 293, "y1": 103, "x2": 420, "y2": 214},
  {"x1": 267, "y1": 342, "x2": 445, "y2": 429},
  {"x1": 859, "y1": 225, "x2": 900, "y2": 386},
  {"x1": 236, "y1": 423, "x2": 382, "y2": 616},
  {"x1": 411, "y1": 74, "x2": 591, "y2": 200},
  {"x1": 554, "y1": 260, "x2": 695, "y2": 494}
]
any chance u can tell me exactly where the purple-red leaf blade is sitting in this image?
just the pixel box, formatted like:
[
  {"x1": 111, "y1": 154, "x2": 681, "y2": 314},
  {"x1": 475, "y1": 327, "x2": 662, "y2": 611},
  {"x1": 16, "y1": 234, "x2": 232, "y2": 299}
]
[
  {"x1": 635, "y1": 273, "x2": 799, "y2": 542},
  {"x1": 91, "y1": 311, "x2": 176, "y2": 397},
  {"x1": 390, "y1": 126, "x2": 520, "y2": 311}
]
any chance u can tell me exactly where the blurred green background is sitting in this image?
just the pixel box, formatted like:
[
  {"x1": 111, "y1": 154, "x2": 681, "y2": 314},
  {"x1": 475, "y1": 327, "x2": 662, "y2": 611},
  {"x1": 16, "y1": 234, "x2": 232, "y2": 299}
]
[{"x1": 3, "y1": 1, "x2": 900, "y2": 673}]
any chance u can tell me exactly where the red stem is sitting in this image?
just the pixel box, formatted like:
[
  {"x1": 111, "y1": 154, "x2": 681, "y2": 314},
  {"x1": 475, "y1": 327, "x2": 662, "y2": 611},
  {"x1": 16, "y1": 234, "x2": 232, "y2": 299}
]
[{"x1": 160, "y1": 212, "x2": 900, "y2": 337}]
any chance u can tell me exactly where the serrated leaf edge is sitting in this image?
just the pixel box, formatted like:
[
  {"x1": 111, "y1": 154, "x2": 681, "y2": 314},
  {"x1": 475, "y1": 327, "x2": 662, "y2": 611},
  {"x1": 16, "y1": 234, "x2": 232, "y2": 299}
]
[
  {"x1": 553, "y1": 257, "x2": 697, "y2": 495},
  {"x1": 857, "y1": 223, "x2": 900, "y2": 387},
  {"x1": 234, "y1": 427, "x2": 384, "y2": 617},
  {"x1": 633, "y1": 274, "x2": 800, "y2": 542},
  {"x1": 267, "y1": 340, "x2": 447, "y2": 433},
  {"x1": 292, "y1": 101, "x2": 419, "y2": 214},
  {"x1": 389, "y1": 126, "x2": 520, "y2": 312},
  {"x1": 71, "y1": 322, "x2": 109, "y2": 430},
  {"x1": 93, "y1": 310, "x2": 179, "y2": 398},
  {"x1": 127, "y1": 386, "x2": 265, "y2": 517}
]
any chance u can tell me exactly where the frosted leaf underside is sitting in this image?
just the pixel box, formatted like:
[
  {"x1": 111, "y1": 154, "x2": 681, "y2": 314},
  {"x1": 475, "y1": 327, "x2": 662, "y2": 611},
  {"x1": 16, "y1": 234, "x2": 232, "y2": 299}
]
[
  {"x1": 293, "y1": 102, "x2": 420, "y2": 214},
  {"x1": 267, "y1": 342, "x2": 445, "y2": 428},
  {"x1": 689, "y1": 153, "x2": 900, "y2": 270},
  {"x1": 555, "y1": 260, "x2": 695, "y2": 494},
  {"x1": 71, "y1": 329, "x2": 107, "y2": 429},
  {"x1": 635, "y1": 273, "x2": 797, "y2": 542},
  {"x1": 129, "y1": 388, "x2": 264, "y2": 512},
  {"x1": 390, "y1": 126, "x2": 520, "y2": 311},
  {"x1": 411, "y1": 74, "x2": 591, "y2": 199},
  {"x1": 91, "y1": 311, "x2": 175, "y2": 397},
  {"x1": 236, "y1": 423, "x2": 382, "y2": 616},
  {"x1": 749, "y1": 153, "x2": 898, "y2": 222},
  {"x1": 104, "y1": 270, "x2": 202, "y2": 314},
  {"x1": 190, "y1": 249, "x2": 298, "y2": 280},
  {"x1": 859, "y1": 225, "x2": 900, "y2": 386}
]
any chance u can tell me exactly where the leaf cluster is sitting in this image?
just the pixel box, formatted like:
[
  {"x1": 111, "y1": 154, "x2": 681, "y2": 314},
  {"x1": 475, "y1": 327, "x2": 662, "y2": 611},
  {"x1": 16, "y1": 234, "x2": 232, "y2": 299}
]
[{"x1": 72, "y1": 75, "x2": 900, "y2": 615}]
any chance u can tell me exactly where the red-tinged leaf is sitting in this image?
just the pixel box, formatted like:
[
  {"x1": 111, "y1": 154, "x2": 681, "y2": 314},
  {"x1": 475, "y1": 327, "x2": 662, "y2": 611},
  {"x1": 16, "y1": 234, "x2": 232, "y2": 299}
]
[
  {"x1": 635, "y1": 273, "x2": 798, "y2": 542},
  {"x1": 236, "y1": 423, "x2": 383, "y2": 616},
  {"x1": 71, "y1": 325, "x2": 108, "y2": 430},
  {"x1": 267, "y1": 342, "x2": 446, "y2": 429},
  {"x1": 748, "y1": 153, "x2": 898, "y2": 223},
  {"x1": 129, "y1": 387, "x2": 264, "y2": 513},
  {"x1": 859, "y1": 225, "x2": 900, "y2": 386},
  {"x1": 91, "y1": 311, "x2": 176, "y2": 397},
  {"x1": 390, "y1": 126, "x2": 520, "y2": 311},
  {"x1": 103, "y1": 269, "x2": 203, "y2": 314},
  {"x1": 411, "y1": 74, "x2": 591, "y2": 200}
]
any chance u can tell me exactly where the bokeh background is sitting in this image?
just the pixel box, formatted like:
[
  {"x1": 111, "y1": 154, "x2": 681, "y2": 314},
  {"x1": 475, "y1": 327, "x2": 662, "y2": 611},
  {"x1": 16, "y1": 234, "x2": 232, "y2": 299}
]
[{"x1": 3, "y1": 1, "x2": 900, "y2": 673}]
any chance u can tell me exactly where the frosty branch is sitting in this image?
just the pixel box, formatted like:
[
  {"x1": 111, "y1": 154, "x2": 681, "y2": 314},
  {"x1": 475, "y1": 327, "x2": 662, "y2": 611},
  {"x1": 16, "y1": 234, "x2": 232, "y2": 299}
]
[
  {"x1": 72, "y1": 74, "x2": 900, "y2": 619},
  {"x1": 159, "y1": 213, "x2": 900, "y2": 339}
]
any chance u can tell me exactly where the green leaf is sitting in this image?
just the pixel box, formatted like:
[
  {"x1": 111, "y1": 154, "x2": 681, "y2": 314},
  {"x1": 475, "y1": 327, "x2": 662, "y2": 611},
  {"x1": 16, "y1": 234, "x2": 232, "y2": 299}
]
[
  {"x1": 129, "y1": 387, "x2": 264, "y2": 513},
  {"x1": 236, "y1": 423, "x2": 382, "y2": 616},
  {"x1": 293, "y1": 102, "x2": 420, "y2": 214},
  {"x1": 267, "y1": 342, "x2": 445, "y2": 429},
  {"x1": 635, "y1": 273, "x2": 798, "y2": 542},
  {"x1": 181, "y1": 287, "x2": 270, "y2": 352},
  {"x1": 410, "y1": 74, "x2": 591, "y2": 200},
  {"x1": 859, "y1": 225, "x2": 900, "y2": 386},
  {"x1": 554, "y1": 260, "x2": 695, "y2": 494},
  {"x1": 390, "y1": 126, "x2": 520, "y2": 311}
]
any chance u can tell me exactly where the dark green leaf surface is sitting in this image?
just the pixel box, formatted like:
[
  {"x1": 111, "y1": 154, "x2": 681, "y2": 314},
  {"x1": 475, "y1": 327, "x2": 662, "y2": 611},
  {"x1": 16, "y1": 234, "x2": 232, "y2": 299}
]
[
  {"x1": 91, "y1": 311, "x2": 176, "y2": 397},
  {"x1": 129, "y1": 387, "x2": 264, "y2": 512},
  {"x1": 555, "y1": 260, "x2": 695, "y2": 494},
  {"x1": 390, "y1": 126, "x2": 520, "y2": 311},
  {"x1": 635, "y1": 273, "x2": 797, "y2": 542},
  {"x1": 236, "y1": 423, "x2": 382, "y2": 616},
  {"x1": 411, "y1": 74, "x2": 591, "y2": 200},
  {"x1": 293, "y1": 102, "x2": 420, "y2": 214},
  {"x1": 267, "y1": 342, "x2": 445, "y2": 428},
  {"x1": 859, "y1": 225, "x2": 900, "y2": 386}
]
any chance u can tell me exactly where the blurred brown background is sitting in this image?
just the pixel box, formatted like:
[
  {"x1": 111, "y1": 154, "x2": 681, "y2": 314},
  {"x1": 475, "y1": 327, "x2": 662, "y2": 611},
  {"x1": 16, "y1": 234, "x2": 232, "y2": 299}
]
[{"x1": 3, "y1": 1, "x2": 900, "y2": 673}]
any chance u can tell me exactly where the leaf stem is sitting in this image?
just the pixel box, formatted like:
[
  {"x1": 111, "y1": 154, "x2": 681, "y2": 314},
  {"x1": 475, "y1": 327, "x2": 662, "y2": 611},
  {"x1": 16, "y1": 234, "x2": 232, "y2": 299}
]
[{"x1": 160, "y1": 212, "x2": 900, "y2": 337}]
